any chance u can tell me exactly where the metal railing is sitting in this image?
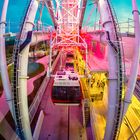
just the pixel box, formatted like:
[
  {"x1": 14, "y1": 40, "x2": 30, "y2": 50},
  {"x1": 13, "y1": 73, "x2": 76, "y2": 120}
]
[
  {"x1": 118, "y1": 18, "x2": 134, "y2": 34},
  {"x1": 124, "y1": 116, "x2": 139, "y2": 140},
  {"x1": 128, "y1": 125, "x2": 140, "y2": 140},
  {"x1": 32, "y1": 23, "x2": 55, "y2": 32}
]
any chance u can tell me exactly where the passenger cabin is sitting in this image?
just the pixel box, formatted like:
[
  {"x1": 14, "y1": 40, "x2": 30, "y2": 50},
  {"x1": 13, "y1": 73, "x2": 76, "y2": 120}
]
[
  {"x1": 52, "y1": 70, "x2": 82, "y2": 105},
  {"x1": 65, "y1": 60, "x2": 74, "y2": 71},
  {"x1": 66, "y1": 52, "x2": 74, "y2": 59}
]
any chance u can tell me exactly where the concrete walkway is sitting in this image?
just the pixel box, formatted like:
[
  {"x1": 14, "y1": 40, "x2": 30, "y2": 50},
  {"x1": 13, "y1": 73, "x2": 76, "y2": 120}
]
[{"x1": 38, "y1": 79, "x2": 87, "y2": 140}]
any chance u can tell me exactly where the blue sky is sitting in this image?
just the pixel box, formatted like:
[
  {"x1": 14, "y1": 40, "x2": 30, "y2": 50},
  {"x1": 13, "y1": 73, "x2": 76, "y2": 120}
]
[
  {"x1": 112, "y1": 0, "x2": 140, "y2": 21},
  {"x1": 0, "y1": 0, "x2": 53, "y2": 32},
  {"x1": 83, "y1": 0, "x2": 140, "y2": 26},
  {"x1": 0, "y1": 0, "x2": 140, "y2": 32}
]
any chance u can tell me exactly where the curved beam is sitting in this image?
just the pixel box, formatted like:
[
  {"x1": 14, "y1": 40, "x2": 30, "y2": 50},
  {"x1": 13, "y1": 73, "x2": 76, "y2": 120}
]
[
  {"x1": 12, "y1": 0, "x2": 39, "y2": 139},
  {"x1": 37, "y1": 1, "x2": 44, "y2": 30},
  {"x1": 79, "y1": 0, "x2": 87, "y2": 30},
  {"x1": 123, "y1": 0, "x2": 140, "y2": 114},
  {"x1": 0, "y1": 0, "x2": 14, "y2": 115},
  {"x1": 98, "y1": 0, "x2": 123, "y2": 139},
  {"x1": 45, "y1": 0, "x2": 57, "y2": 29}
]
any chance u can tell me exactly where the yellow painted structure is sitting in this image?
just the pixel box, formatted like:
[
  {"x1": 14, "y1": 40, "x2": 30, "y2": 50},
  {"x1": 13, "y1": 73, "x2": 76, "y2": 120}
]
[{"x1": 74, "y1": 47, "x2": 140, "y2": 140}]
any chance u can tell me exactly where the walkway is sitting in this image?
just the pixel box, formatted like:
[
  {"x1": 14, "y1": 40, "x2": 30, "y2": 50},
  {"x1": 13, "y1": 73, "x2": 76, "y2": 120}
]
[{"x1": 38, "y1": 78, "x2": 87, "y2": 140}]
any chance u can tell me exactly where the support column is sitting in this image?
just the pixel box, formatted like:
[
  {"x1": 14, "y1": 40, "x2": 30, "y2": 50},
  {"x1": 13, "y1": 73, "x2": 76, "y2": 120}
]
[
  {"x1": 0, "y1": 0, "x2": 14, "y2": 116},
  {"x1": 98, "y1": 0, "x2": 118, "y2": 140},
  {"x1": 15, "y1": 0, "x2": 39, "y2": 140},
  {"x1": 123, "y1": 0, "x2": 140, "y2": 114}
]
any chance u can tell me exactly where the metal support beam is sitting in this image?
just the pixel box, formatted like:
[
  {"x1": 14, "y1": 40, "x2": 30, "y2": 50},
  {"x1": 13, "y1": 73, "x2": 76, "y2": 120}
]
[
  {"x1": 12, "y1": 0, "x2": 39, "y2": 140},
  {"x1": 123, "y1": 0, "x2": 140, "y2": 115},
  {"x1": 79, "y1": 0, "x2": 87, "y2": 30},
  {"x1": 0, "y1": 0, "x2": 14, "y2": 116},
  {"x1": 45, "y1": 0, "x2": 57, "y2": 29},
  {"x1": 98, "y1": 0, "x2": 121, "y2": 139}
]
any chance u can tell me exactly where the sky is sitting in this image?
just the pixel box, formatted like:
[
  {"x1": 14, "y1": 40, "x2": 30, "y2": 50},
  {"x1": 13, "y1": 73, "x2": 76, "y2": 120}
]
[
  {"x1": 112, "y1": 0, "x2": 140, "y2": 21},
  {"x1": 0, "y1": 0, "x2": 140, "y2": 33}
]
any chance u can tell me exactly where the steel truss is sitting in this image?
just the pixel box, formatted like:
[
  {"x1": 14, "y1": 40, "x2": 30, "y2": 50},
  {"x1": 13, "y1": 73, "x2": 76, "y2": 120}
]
[{"x1": 48, "y1": 0, "x2": 88, "y2": 76}]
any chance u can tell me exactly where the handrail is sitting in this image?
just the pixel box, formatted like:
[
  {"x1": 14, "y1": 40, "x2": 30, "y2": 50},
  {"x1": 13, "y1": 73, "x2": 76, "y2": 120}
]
[
  {"x1": 124, "y1": 116, "x2": 139, "y2": 140},
  {"x1": 128, "y1": 126, "x2": 140, "y2": 140}
]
